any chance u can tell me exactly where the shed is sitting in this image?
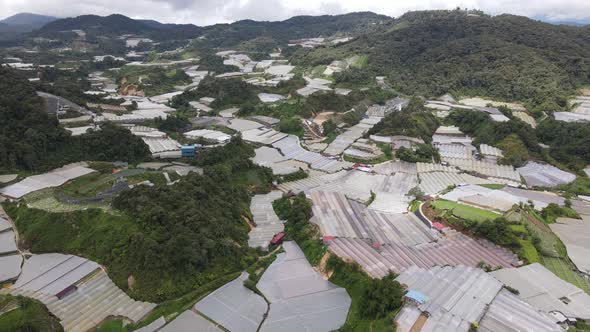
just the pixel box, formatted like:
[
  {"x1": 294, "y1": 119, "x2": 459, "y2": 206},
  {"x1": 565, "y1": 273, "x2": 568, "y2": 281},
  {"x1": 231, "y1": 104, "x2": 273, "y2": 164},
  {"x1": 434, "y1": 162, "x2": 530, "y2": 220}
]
[
  {"x1": 405, "y1": 289, "x2": 428, "y2": 304},
  {"x1": 181, "y1": 145, "x2": 196, "y2": 158}
]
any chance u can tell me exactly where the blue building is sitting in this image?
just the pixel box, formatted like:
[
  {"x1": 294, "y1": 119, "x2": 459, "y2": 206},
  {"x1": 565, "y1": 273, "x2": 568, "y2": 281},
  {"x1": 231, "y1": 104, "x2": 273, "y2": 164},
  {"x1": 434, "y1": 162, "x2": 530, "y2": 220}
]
[{"x1": 181, "y1": 145, "x2": 196, "y2": 158}]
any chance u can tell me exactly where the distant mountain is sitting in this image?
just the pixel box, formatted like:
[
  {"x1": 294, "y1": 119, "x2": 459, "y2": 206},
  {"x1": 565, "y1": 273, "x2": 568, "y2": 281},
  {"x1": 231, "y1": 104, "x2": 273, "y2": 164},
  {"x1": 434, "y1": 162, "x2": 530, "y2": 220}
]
[
  {"x1": 198, "y1": 12, "x2": 390, "y2": 48},
  {"x1": 0, "y1": 13, "x2": 58, "y2": 40},
  {"x1": 296, "y1": 10, "x2": 590, "y2": 102},
  {"x1": 0, "y1": 12, "x2": 58, "y2": 28},
  {"x1": 36, "y1": 12, "x2": 389, "y2": 45}
]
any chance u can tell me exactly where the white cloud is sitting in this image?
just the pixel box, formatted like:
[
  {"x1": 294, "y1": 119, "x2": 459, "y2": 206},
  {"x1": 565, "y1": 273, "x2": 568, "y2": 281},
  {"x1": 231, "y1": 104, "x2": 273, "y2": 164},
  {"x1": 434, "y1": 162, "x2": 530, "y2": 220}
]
[{"x1": 1, "y1": 0, "x2": 590, "y2": 25}]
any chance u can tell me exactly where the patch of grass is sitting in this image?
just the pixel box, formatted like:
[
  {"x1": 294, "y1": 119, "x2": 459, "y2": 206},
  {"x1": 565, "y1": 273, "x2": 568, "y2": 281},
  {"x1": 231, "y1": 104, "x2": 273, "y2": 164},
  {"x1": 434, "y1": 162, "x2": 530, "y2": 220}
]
[
  {"x1": 59, "y1": 172, "x2": 116, "y2": 198},
  {"x1": 343, "y1": 153, "x2": 391, "y2": 165},
  {"x1": 351, "y1": 55, "x2": 368, "y2": 68},
  {"x1": 97, "y1": 319, "x2": 127, "y2": 332},
  {"x1": 322, "y1": 131, "x2": 340, "y2": 144},
  {"x1": 517, "y1": 239, "x2": 541, "y2": 263},
  {"x1": 431, "y1": 200, "x2": 501, "y2": 223},
  {"x1": 557, "y1": 177, "x2": 590, "y2": 196},
  {"x1": 479, "y1": 183, "x2": 506, "y2": 190},
  {"x1": 409, "y1": 200, "x2": 421, "y2": 213},
  {"x1": 126, "y1": 172, "x2": 167, "y2": 186},
  {"x1": 542, "y1": 256, "x2": 590, "y2": 294}
]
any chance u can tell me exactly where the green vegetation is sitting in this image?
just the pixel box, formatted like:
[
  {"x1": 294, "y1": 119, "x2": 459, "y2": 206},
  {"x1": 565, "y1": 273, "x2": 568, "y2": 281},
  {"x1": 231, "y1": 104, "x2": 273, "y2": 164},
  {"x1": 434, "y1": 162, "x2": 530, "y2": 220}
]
[
  {"x1": 431, "y1": 200, "x2": 501, "y2": 223},
  {"x1": 396, "y1": 144, "x2": 440, "y2": 163},
  {"x1": 278, "y1": 116, "x2": 304, "y2": 137},
  {"x1": 0, "y1": 69, "x2": 151, "y2": 172},
  {"x1": 479, "y1": 183, "x2": 506, "y2": 190},
  {"x1": 297, "y1": 10, "x2": 590, "y2": 108},
  {"x1": 540, "y1": 203, "x2": 579, "y2": 224},
  {"x1": 6, "y1": 138, "x2": 272, "y2": 302},
  {"x1": 171, "y1": 76, "x2": 258, "y2": 110},
  {"x1": 96, "y1": 319, "x2": 127, "y2": 332},
  {"x1": 537, "y1": 120, "x2": 590, "y2": 171},
  {"x1": 542, "y1": 256, "x2": 590, "y2": 294},
  {"x1": 273, "y1": 193, "x2": 326, "y2": 266},
  {"x1": 59, "y1": 172, "x2": 116, "y2": 198},
  {"x1": 0, "y1": 294, "x2": 63, "y2": 332},
  {"x1": 326, "y1": 256, "x2": 400, "y2": 331},
  {"x1": 276, "y1": 168, "x2": 308, "y2": 184},
  {"x1": 558, "y1": 177, "x2": 590, "y2": 196},
  {"x1": 448, "y1": 109, "x2": 539, "y2": 167},
  {"x1": 127, "y1": 272, "x2": 241, "y2": 330},
  {"x1": 368, "y1": 97, "x2": 439, "y2": 143}
]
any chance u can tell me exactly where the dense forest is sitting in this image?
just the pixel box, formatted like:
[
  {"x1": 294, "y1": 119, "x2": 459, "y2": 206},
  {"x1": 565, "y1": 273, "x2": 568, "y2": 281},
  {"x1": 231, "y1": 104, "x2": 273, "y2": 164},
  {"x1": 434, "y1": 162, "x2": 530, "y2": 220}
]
[
  {"x1": 6, "y1": 138, "x2": 272, "y2": 301},
  {"x1": 0, "y1": 68, "x2": 150, "y2": 172},
  {"x1": 294, "y1": 10, "x2": 590, "y2": 107},
  {"x1": 368, "y1": 98, "x2": 440, "y2": 142}
]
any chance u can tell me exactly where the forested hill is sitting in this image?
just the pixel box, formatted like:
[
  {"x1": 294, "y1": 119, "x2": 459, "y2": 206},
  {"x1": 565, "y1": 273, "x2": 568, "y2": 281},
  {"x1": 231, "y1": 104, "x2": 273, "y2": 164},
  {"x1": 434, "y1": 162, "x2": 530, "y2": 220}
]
[
  {"x1": 0, "y1": 67, "x2": 150, "y2": 172},
  {"x1": 35, "y1": 14, "x2": 203, "y2": 40},
  {"x1": 197, "y1": 12, "x2": 389, "y2": 48},
  {"x1": 294, "y1": 10, "x2": 590, "y2": 103},
  {"x1": 35, "y1": 12, "x2": 389, "y2": 44}
]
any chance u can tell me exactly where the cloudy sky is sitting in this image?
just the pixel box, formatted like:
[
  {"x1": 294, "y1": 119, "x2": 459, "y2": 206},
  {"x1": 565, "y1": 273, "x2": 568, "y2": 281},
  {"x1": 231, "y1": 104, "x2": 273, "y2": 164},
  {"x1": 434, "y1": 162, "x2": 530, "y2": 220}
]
[{"x1": 2, "y1": 0, "x2": 590, "y2": 25}]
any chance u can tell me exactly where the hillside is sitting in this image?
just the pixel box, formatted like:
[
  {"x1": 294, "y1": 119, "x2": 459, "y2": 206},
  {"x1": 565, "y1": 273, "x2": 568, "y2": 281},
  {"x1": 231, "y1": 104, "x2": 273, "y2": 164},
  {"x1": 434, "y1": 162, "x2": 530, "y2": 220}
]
[{"x1": 293, "y1": 10, "x2": 590, "y2": 104}]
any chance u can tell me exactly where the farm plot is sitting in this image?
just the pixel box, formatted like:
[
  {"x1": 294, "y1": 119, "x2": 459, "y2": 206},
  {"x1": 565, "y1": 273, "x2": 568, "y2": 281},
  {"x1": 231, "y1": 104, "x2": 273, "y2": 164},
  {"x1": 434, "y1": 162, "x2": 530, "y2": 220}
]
[{"x1": 431, "y1": 200, "x2": 501, "y2": 222}]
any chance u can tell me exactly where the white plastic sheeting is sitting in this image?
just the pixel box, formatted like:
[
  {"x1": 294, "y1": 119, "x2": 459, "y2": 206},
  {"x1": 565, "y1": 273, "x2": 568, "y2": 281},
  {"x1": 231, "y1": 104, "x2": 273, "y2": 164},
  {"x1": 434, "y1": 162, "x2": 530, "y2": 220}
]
[
  {"x1": 248, "y1": 191, "x2": 285, "y2": 248},
  {"x1": 491, "y1": 263, "x2": 590, "y2": 320},
  {"x1": 517, "y1": 161, "x2": 576, "y2": 187},
  {"x1": 1, "y1": 164, "x2": 95, "y2": 199},
  {"x1": 195, "y1": 272, "x2": 267, "y2": 332},
  {"x1": 257, "y1": 242, "x2": 350, "y2": 332}
]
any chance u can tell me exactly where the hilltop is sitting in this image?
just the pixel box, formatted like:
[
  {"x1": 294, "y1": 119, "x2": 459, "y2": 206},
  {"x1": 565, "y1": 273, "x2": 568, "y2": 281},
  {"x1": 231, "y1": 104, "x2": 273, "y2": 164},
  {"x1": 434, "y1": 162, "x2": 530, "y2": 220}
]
[{"x1": 294, "y1": 10, "x2": 590, "y2": 106}]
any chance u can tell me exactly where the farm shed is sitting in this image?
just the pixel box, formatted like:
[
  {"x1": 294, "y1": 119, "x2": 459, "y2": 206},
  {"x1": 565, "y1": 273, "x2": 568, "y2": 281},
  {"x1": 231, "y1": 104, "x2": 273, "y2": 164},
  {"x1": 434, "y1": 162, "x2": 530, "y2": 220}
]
[
  {"x1": 277, "y1": 170, "x2": 348, "y2": 193},
  {"x1": 517, "y1": 161, "x2": 576, "y2": 187},
  {"x1": 251, "y1": 146, "x2": 300, "y2": 175},
  {"x1": 160, "y1": 310, "x2": 222, "y2": 332},
  {"x1": 257, "y1": 241, "x2": 351, "y2": 332},
  {"x1": 3, "y1": 253, "x2": 155, "y2": 331},
  {"x1": 550, "y1": 215, "x2": 590, "y2": 275},
  {"x1": 395, "y1": 265, "x2": 503, "y2": 331},
  {"x1": 326, "y1": 232, "x2": 520, "y2": 278},
  {"x1": 248, "y1": 191, "x2": 285, "y2": 248},
  {"x1": 184, "y1": 129, "x2": 231, "y2": 144},
  {"x1": 194, "y1": 272, "x2": 266, "y2": 332},
  {"x1": 272, "y1": 135, "x2": 353, "y2": 173},
  {"x1": 491, "y1": 263, "x2": 590, "y2": 320},
  {"x1": 310, "y1": 191, "x2": 437, "y2": 246},
  {"x1": 0, "y1": 164, "x2": 95, "y2": 199},
  {"x1": 478, "y1": 289, "x2": 563, "y2": 332}
]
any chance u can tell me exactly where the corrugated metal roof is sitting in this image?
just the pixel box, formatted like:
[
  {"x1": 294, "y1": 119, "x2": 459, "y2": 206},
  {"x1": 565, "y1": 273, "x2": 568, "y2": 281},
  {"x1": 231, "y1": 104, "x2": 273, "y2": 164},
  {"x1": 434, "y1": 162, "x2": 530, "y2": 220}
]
[
  {"x1": 327, "y1": 234, "x2": 520, "y2": 278},
  {"x1": 310, "y1": 191, "x2": 437, "y2": 246}
]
